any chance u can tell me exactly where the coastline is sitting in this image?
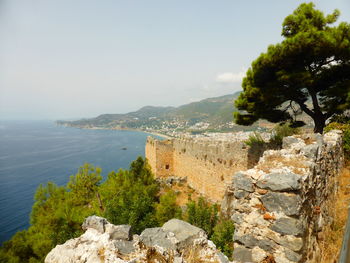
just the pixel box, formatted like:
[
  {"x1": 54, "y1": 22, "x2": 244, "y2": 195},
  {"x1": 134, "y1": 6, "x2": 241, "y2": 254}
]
[
  {"x1": 144, "y1": 131, "x2": 171, "y2": 139},
  {"x1": 57, "y1": 123, "x2": 171, "y2": 140}
]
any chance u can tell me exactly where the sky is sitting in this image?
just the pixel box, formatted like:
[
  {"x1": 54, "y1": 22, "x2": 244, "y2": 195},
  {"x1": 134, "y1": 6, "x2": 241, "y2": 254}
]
[{"x1": 1, "y1": 0, "x2": 349, "y2": 120}]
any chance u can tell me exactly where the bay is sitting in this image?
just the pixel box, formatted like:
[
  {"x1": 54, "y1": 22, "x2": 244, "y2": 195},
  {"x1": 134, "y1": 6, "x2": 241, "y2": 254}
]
[{"x1": 0, "y1": 120, "x2": 157, "y2": 244}]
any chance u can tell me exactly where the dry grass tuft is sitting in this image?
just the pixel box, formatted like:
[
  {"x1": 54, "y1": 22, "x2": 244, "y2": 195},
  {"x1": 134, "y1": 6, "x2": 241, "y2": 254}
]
[
  {"x1": 144, "y1": 247, "x2": 170, "y2": 263},
  {"x1": 183, "y1": 247, "x2": 220, "y2": 263},
  {"x1": 256, "y1": 153, "x2": 309, "y2": 174},
  {"x1": 98, "y1": 247, "x2": 105, "y2": 261},
  {"x1": 319, "y1": 163, "x2": 350, "y2": 263}
]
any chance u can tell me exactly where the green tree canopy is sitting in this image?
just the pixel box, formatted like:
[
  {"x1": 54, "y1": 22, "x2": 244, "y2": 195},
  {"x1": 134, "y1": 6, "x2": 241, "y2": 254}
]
[
  {"x1": 234, "y1": 2, "x2": 350, "y2": 133},
  {"x1": 101, "y1": 157, "x2": 160, "y2": 233}
]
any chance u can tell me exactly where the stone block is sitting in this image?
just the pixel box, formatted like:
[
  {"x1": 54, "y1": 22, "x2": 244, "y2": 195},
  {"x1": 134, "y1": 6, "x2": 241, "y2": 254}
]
[
  {"x1": 233, "y1": 172, "x2": 254, "y2": 192},
  {"x1": 284, "y1": 247, "x2": 302, "y2": 262},
  {"x1": 252, "y1": 246, "x2": 268, "y2": 262},
  {"x1": 270, "y1": 217, "x2": 304, "y2": 236},
  {"x1": 282, "y1": 137, "x2": 302, "y2": 149},
  {"x1": 258, "y1": 239, "x2": 276, "y2": 252},
  {"x1": 114, "y1": 240, "x2": 136, "y2": 254},
  {"x1": 217, "y1": 251, "x2": 230, "y2": 263},
  {"x1": 301, "y1": 144, "x2": 319, "y2": 159},
  {"x1": 234, "y1": 189, "x2": 250, "y2": 199},
  {"x1": 234, "y1": 233, "x2": 259, "y2": 248},
  {"x1": 82, "y1": 215, "x2": 108, "y2": 233},
  {"x1": 231, "y1": 213, "x2": 244, "y2": 224},
  {"x1": 233, "y1": 245, "x2": 253, "y2": 263},
  {"x1": 256, "y1": 172, "x2": 302, "y2": 192},
  {"x1": 140, "y1": 227, "x2": 176, "y2": 250},
  {"x1": 105, "y1": 224, "x2": 132, "y2": 241},
  {"x1": 162, "y1": 219, "x2": 206, "y2": 248},
  {"x1": 276, "y1": 235, "x2": 303, "y2": 252},
  {"x1": 261, "y1": 192, "x2": 301, "y2": 216}
]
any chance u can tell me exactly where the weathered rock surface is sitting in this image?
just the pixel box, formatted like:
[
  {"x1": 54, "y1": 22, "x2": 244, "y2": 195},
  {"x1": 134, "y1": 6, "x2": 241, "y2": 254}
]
[
  {"x1": 233, "y1": 172, "x2": 254, "y2": 192},
  {"x1": 222, "y1": 130, "x2": 344, "y2": 263},
  {"x1": 270, "y1": 217, "x2": 304, "y2": 236},
  {"x1": 261, "y1": 192, "x2": 301, "y2": 216},
  {"x1": 45, "y1": 216, "x2": 229, "y2": 263},
  {"x1": 82, "y1": 215, "x2": 108, "y2": 233},
  {"x1": 256, "y1": 172, "x2": 302, "y2": 191},
  {"x1": 162, "y1": 218, "x2": 207, "y2": 248}
]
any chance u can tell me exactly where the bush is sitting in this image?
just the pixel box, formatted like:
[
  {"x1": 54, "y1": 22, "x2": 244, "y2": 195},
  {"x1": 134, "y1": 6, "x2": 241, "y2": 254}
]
[
  {"x1": 101, "y1": 157, "x2": 160, "y2": 234},
  {"x1": 185, "y1": 197, "x2": 218, "y2": 237},
  {"x1": 155, "y1": 190, "x2": 182, "y2": 225},
  {"x1": 244, "y1": 132, "x2": 265, "y2": 147},
  {"x1": 270, "y1": 123, "x2": 300, "y2": 147},
  {"x1": 328, "y1": 114, "x2": 350, "y2": 124},
  {"x1": 211, "y1": 219, "x2": 235, "y2": 259}
]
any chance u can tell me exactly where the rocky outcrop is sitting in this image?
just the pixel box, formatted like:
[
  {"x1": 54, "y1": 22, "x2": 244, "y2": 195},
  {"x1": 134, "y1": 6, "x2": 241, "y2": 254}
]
[
  {"x1": 222, "y1": 130, "x2": 344, "y2": 263},
  {"x1": 45, "y1": 216, "x2": 229, "y2": 263}
]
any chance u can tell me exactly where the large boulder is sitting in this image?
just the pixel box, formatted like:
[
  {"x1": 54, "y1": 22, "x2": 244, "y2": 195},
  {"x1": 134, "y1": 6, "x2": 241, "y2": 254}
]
[
  {"x1": 82, "y1": 215, "x2": 132, "y2": 240},
  {"x1": 162, "y1": 218, "x2": 207, "y2": 248},
  {"x1": 140, "y1": 227, "x2": 176, "y2": 250},
  {"x1": 45, "y1": 216, "x2": 229, "y2": 263}
]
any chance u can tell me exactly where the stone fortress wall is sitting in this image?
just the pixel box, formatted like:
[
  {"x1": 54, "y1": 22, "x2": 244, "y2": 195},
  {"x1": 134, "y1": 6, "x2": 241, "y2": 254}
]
[
  {"x1": 146, "y1": 130, "x2": 344, "y2": 263},
  {"x1": 145, "y1": 134, "x2": 258, "y2": 201},
  {"x1": 222, "y1": 130, "x2": 344, "y2": 263}
]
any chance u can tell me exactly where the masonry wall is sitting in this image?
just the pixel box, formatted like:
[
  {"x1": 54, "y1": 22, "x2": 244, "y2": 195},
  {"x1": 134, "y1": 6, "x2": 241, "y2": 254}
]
[
  {"x1": 172, "y1": 138, "x2": 249, "y2": 201},
  {"x1": 145, "y1": 136, "x2": 253, "y2": 202},
  {"x1": 221, "y1": 130, "x2": 344, "y2": 263},
  {"x1": 145, "y1": 137, "x2": 174, "y2": 178},
  {"x1": 145, "y1": 137, "x2": 157, "y2": 176}
]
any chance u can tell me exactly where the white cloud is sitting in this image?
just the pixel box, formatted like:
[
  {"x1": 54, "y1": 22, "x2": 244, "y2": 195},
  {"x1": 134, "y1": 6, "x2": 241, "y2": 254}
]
[{"x1": 216, "y1": 68, "x2": 246, "y2": 83}]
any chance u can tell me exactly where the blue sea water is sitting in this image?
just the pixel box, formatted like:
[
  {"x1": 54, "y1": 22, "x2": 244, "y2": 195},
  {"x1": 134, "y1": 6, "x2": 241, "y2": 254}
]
[{"x1": 0, "y1": 120, "x2": 157, "y2": 244}]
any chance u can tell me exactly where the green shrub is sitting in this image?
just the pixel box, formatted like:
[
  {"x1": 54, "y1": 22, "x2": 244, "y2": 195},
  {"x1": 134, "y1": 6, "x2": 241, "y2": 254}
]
[
  {"x1": 328, "y1": 114, "x2": 350, "y2": 124},
  {"x1": 244, "y1": 132, "x2": 265, "y2": 147},
  {"x1": 155, "y1": 190, "x2": 182, "y2": 225},
  {"x1": 211, "y1": 219, "x2": 235, "y2": 259},
  {"x1": 270, "y1": 123, "x2": 300, "y2": 147},
  {"x1": 102, "y1": 157, "x2": 160, "y2": 234},
  {"x1": 185, "y1": 197, "x2": 218, "y2": 237}
]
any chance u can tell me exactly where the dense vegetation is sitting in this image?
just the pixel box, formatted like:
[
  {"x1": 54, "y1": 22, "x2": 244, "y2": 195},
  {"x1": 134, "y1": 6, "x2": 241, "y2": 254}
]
[
  {"x1": 0, "y1": 157, "x2": 234, "y2": 262},
  {"x1": 235, "y1": 2, "x2": 350, "y2": 133}
]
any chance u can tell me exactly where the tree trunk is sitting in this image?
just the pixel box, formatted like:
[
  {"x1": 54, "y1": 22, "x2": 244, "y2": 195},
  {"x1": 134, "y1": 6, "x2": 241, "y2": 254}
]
[
  {"x1": 96, "y1": 192, "x2": 104, "y2": 212},
  {"x1": 313, "y1": 114, "x2": 325, "y2": 134}
]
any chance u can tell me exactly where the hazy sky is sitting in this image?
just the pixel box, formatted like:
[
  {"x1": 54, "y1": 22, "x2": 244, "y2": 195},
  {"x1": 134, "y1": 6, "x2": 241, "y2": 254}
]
[{"x1": 1, "y1": 0, "x2": 349, "y2": 120}]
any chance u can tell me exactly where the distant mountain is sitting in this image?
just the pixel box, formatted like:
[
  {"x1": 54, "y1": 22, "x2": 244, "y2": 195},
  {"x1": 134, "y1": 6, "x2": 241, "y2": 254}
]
[
  {"x1": 173, "y1": 94, "x2": 237, "y2": 124},
  {"x1": 56, "y1": 92, "x2": 243, "y2": 131}
]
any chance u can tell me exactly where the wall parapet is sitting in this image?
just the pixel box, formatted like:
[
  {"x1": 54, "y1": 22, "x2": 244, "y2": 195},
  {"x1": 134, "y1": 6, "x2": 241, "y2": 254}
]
[
  {"x1": 222, "y1": 130, "x2": 344, "y2": 263},
  {"x1": 145, "y1": 133, "x2": 263, "y2": 202}
]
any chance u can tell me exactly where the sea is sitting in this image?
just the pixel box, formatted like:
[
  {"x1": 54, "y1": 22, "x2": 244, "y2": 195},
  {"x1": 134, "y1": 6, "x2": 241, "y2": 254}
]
[{"x1": 0, "y1": 120, "x2": 159, "y2": 244}]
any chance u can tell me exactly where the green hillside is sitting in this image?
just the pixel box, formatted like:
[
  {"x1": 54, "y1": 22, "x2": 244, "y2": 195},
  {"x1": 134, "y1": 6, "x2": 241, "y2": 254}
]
[{"x1": 56, "y1": 92, "x2": 241, "y2": 131}]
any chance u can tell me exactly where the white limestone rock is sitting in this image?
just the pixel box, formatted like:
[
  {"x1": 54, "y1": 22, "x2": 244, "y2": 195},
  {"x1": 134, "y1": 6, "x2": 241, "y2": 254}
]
[{"x1": 45, "y1": 217, "x2": 230, "y2": 263}]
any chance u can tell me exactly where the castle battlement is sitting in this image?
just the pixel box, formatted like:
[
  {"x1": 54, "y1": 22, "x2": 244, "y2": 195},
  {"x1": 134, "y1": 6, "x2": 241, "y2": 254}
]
[{"x1": 145, "y1": 133, "x2": 261, "y2": 201}]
